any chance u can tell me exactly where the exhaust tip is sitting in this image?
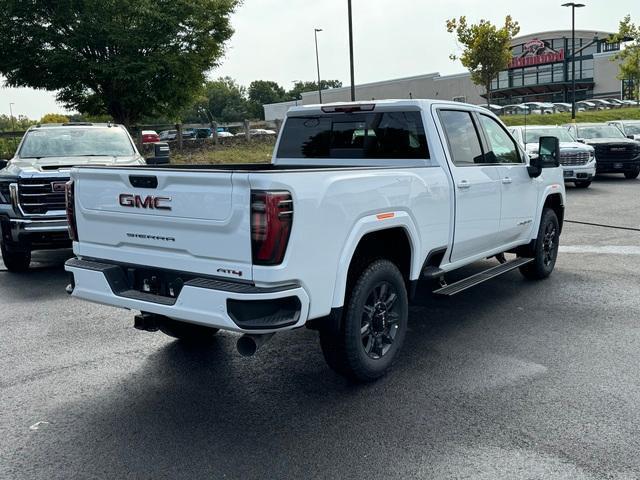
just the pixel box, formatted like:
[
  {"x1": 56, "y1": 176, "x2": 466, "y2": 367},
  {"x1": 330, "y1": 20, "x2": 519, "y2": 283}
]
[
  {"x1": 236, "y1": 333, "x2": 275, "y2": 357},
  {"x1": 237, "y1": 336, "x2": 258, "y2": 357}
]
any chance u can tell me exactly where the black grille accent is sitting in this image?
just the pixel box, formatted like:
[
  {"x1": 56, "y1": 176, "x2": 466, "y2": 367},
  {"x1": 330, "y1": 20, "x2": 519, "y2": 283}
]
[
  {"x1": 594, "y1": 144, "x2": 640, "y2": 161},
  {"x1": 17, "y1": 177, "x2": 69, "y2": 215},
  {"x1": 0, "y1": 183, "x2": 10, "y2": 202}
]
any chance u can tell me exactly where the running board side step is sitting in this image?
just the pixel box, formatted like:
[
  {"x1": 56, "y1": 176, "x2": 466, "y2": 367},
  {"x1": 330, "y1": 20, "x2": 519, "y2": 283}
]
[{"x1": 433, "y1": 257, "x2": 534, "y2": 296}]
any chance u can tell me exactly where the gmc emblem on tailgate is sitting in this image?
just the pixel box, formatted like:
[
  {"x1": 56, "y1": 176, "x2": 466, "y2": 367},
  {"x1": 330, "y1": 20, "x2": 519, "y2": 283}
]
[{"x1": 119, "y1": 194, "x2": 172, "y2": 211}]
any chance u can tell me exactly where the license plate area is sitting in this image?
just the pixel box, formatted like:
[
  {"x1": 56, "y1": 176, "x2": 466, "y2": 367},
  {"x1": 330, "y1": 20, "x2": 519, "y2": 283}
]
[
  {"x1": 563, "y1": 170, "x2": 574, "y2": 178},
  {"x1": 614, "y1": 162, "x2": 624, "y2": 169}
]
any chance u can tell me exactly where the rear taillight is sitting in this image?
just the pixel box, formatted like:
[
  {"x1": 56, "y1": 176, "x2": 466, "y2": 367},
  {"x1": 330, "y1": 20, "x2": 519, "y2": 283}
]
[
  {"x1": 65, "y1": 180, "x2": 78, "y2": 241},
  {"x1": 251, "y1": 190, "x2": 293, "y2": 265}
]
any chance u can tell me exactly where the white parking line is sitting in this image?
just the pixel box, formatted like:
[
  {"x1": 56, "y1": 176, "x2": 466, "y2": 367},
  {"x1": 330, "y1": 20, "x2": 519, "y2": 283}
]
[{"x1": 560, "y1": 245, "x2": 640, "y2": 255}]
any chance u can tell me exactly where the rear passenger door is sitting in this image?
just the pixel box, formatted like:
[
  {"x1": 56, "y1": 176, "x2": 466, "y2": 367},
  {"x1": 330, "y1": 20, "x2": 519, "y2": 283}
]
[
  {"x1": 477, "y1": 114, "x2": 538, "y2": 244},
  {"x1": 437, "y1": 109, "x2": 502, "y2": 263}
]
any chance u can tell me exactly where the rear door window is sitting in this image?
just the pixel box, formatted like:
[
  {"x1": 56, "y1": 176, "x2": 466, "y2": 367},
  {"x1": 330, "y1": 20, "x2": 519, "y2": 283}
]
[{"x1": 277, "y1": 111, "x2": 428, "y2": 159}]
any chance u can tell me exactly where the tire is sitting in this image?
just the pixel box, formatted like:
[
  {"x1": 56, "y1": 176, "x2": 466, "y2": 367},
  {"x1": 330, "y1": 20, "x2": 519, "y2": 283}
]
[
  {"x1": 574, "y1": 181, "x2": 591, "y2": 188},
  {"x1": 624, "y1": 168, "x2": 640, "y2": 179},
  {"x1": 319, "y1": 259, "x2": 408, "y2": 383},
  {"x1": 519, "y1": 208, "x2": 560, "y2": 280},
  {"x1": 158, "y1": 318, "x2": 219, "y2": 343},
  {"x1": 0, "y1": 243, "x2": 31, "y2": 272}
]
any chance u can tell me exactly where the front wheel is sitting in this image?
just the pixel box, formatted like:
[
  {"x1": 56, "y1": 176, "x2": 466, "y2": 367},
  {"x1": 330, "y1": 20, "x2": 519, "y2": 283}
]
[
  {"x1": 574, "y1": 180, "x2": 591, "y2": 188},
  {"x1": 624, "y1": 168, "x2": 640, "y2": 179},
  {"x1": 519, "y1": 208, "x2": 560, "y2": 280},
  {"x1": 1, "y1": 243, "x2": 31, "y2": 272},
  {"x1": 319, "y1": 259, "x2": 408, "y2": 383}
]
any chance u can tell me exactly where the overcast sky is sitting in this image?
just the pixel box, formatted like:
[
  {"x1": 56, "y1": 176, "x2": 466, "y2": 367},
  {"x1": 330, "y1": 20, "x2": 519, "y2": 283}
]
[{"x1": 1, "y1": 0, "x2": 637, "y2": 119}]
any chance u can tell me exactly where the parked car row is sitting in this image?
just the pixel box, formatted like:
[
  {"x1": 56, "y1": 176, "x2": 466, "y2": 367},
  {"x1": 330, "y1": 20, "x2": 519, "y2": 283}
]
[
  {"x1": 488, "y1": 98, "x2": 639, "y2": 116},
  {"x1": 235, "y1": 128, "x2": 277, "y2": 137},
  {"x1": 509, "y1": 120, "x2": 640, "y2": 188},
  {"x1": 151, "y1": 127, "x2": 274, "y2": 143}
]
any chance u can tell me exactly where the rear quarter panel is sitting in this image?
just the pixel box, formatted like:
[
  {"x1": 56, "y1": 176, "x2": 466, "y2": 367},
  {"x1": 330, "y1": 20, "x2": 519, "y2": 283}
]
[{"x1": 249, "y1": 166, "x2": 451, "y2": 319}]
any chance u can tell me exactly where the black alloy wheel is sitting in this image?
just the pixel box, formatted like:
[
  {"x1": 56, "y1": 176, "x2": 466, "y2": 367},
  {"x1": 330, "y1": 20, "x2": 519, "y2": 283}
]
[{"x1": 360, "y1": 282, "x2": 401, "y2": 359}]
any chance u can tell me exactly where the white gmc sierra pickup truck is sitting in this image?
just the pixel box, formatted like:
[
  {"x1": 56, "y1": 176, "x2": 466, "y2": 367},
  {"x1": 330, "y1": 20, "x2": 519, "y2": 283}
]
[{"x1": 65, "y1": 100, "x2": 566, "y2": 382}]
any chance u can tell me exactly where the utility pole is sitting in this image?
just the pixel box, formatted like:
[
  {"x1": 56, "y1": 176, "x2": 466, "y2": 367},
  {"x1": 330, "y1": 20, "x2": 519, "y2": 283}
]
[
  {"x1": 348, "y1": 0, "x2": 355, "y2": 101},
  {"x1": 314, "y1": 28, "x2": 323, "y2": 104},
  {"x1": 9, "y1": 103, "x2": 16, "y2": 149},
  {"x1": 562, "y1": 2, "x2": 585, "y2": 120}
]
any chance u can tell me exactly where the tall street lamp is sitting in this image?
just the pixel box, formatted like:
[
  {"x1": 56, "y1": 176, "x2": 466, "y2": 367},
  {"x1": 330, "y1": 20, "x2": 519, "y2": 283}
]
[
  {"x1": 9, "y1": 103, "x2": 16, "y2": 148},
  {"x1": 562, "y1": 2, "x2": 585, "y2": 120},
  {"x1": 314, "y1": 28, "x2": 323, "y2": 104},
  {"x1": 348, "y1": 0, "x2": 355, "y2": 101}
]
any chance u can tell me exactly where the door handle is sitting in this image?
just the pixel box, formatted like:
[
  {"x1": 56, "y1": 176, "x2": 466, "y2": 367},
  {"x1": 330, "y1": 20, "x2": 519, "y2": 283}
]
[
  {"x1": 502, "y1": 177, "x2": 513, "y2": 184},
  {"x1": 457, "y1": 180, "x2": 471, "y2": 190}
]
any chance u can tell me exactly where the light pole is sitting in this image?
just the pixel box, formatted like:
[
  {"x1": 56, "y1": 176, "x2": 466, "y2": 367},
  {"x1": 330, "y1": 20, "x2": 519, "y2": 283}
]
[
  {"x1": 348, "y1": 0, "x2": 355, "y2": 101},
  {"x1": 314, "y1": 28, "x2": 323, "y2": 104},
  {"x1": 562, "y1": 2, "x2": 585, "y2": 120},
  {"x1": 291, "y1": 80, "x2": 301, "y2": 105},
  {"x1": 9, "y1": 103, "x2": 16, "y2": 148}
]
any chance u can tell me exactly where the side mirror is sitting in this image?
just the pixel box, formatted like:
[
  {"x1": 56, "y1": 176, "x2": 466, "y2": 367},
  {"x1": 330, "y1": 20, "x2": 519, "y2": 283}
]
[
  {"x1": 528, "y1": 136, "x2": 560, "y2": 177},
  {"x1": 528, "y1": 155, "x2": 543, "y2": 178},
  {"x1": 539, "y1": 136, "x2": 560, "y2": 168},
  {"x1": 628, "y1": 135, "x2": 635, "y2": 140},
  {"x1": 576, "y1": 138, "x2": 585, "y2": 143},
  {"x1": 145, "y1": 142, "x2": 170, "y2": 165},
  {"x1": 0, "y1": 160, "x2": 7, "y2": 170}
]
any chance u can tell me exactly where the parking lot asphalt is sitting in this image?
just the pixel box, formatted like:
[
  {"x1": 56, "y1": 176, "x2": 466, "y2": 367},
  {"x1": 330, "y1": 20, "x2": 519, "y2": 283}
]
[{"x1": 1, "y1": 175, "x2": 640, "y2": 480}]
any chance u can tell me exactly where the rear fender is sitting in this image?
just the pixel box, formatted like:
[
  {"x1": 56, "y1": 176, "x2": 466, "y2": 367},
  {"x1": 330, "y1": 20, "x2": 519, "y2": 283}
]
[{"x1": 330, "y1": 211, "x2": 420, "y2": 308}]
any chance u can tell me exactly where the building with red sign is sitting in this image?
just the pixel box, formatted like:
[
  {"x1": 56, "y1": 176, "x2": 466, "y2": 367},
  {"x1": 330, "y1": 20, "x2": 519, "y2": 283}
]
[
  {"x1": 489, "y1": 30, "x2": 627, "y2": 105},
  {"x1": 264, "y1": 29, "x2": 632, "y2": 120}
]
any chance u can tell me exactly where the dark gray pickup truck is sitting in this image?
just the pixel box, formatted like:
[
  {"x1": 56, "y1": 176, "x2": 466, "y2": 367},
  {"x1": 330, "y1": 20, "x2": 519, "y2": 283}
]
[{"x1": 0, "y1": 123, "x2": 146, "y2": 271}]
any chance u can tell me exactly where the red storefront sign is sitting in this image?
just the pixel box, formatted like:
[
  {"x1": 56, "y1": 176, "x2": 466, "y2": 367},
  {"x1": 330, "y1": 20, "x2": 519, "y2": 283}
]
[{"x1": 509, "y1": 49, "x2": 565, "y2": 69}]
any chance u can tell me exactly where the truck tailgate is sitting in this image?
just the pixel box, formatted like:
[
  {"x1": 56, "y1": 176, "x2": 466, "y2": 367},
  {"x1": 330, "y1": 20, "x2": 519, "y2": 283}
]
[{"x1": 72, "y1": 167, "x2": 253, "y2": 280}]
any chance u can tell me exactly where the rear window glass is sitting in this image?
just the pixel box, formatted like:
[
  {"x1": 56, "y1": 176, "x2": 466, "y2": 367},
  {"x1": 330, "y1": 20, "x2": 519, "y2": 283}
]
[{"x1": 277, "y1": 111, "x2": 429, "y2": 159}]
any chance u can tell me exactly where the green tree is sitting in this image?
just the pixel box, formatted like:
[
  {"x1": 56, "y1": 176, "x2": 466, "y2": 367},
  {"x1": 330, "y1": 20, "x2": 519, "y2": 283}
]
[
  {"x1": 0, "y1": 114, "x2": 35, "y2": 132},
  {"x1": 0, "y1": 1, "x2": 239, "y2": 127},
  {"x1": 201, "y1": 77, "x2": 249, "y2": 123},
  {"x1": 609, "y1": 15, "x2": 640, "y2": 105},
  {"x1": 287, "y1": 80, "x2": 343, "y2": 101},
  {"x1": 40, "y1": 113, "x2": 70, "y2": 124},
  {"x1": 247, "y1": 81, "x2": 287, "y2": 119},
  {"x1": 446, "y1": 16, "x2": 520, "y2": 106}
]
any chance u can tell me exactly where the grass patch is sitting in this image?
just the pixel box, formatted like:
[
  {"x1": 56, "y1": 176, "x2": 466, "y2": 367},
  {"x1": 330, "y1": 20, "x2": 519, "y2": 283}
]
[
  {"x1": 171, "y1": 141, "x2": 274, "y2": 165},
  {"x1": 501, "y1": 107, "x2": 640, "y2": 127}
]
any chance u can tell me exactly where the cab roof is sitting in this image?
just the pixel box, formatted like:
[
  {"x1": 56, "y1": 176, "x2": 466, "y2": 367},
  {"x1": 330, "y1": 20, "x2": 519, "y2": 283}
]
[
  {"x1": 28, "y1": 122, "x2": 121, "y2": 130},
  {"x1": 286, "y1": 99, "x2": 488, "y2": 116}
]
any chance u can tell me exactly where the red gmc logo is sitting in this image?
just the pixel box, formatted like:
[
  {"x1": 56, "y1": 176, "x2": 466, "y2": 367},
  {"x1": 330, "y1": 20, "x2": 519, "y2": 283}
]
[{"x1": 119, "y1": 194, "x2": 172, "y2": 211}]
